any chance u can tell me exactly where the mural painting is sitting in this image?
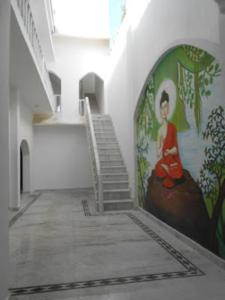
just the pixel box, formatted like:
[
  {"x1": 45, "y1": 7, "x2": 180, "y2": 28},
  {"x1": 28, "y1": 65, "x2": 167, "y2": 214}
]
[{"x1": 136, "y1": 45, "x2": 225, "y2": 258}]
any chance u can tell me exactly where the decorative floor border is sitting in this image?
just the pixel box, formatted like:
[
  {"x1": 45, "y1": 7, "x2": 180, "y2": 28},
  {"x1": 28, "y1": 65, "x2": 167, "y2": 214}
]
[
  {"x1": 126, "y1": 213, "x2": 203, "y2": 272},
  {"x1": 10, "y1": 210, "x2": 205, "y2": 296},
  {"x1": 10, "y1": 270, "x2": 203, "y2": 296}
]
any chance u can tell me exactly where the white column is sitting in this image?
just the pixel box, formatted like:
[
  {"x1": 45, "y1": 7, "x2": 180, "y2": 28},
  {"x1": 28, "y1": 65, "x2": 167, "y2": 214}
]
[
  {"x1": 0, "y1": 0, "x2": 10, "y2": 299},
  {"x1": 9, "y1": 87, "x2": 21, "y2": 209}
]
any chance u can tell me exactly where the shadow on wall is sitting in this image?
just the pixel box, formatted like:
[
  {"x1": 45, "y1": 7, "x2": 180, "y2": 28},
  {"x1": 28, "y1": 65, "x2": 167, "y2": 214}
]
[{"x1": 135, "y1": 44, "x2": 225, "y2": 259}]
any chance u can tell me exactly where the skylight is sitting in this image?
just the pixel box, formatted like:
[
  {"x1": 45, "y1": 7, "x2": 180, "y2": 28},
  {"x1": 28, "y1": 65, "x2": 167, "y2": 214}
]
[{"x1": 52, "y1": 0, "x2": 110, "y2": 39}]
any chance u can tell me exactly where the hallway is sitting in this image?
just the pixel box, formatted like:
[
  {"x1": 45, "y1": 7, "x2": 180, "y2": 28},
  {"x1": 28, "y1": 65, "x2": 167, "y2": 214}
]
[{"x1": 9, "y1": 190, "x2": 225, "y2": 299}]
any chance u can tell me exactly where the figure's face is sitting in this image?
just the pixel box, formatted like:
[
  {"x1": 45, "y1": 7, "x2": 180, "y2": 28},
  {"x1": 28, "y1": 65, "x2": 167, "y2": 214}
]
[{"x1": 160, "y1": 101, "x2": 169, "y2": 119}]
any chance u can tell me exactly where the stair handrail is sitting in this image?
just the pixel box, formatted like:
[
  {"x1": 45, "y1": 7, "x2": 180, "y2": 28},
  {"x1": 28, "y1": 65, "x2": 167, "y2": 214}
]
[{"x1": 83, "y1": 97, "x2": 104, "y2": 214}]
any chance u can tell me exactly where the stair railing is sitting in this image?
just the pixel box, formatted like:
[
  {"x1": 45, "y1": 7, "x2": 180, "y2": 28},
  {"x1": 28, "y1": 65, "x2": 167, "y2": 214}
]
[{"x1": 83, "y1": 97, "x2": 104, "y2": 214}]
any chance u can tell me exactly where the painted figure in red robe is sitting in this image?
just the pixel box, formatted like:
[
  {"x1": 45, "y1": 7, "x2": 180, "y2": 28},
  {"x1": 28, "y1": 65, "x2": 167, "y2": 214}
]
[{"x1": 155, "y1": 90, "x2": 183, "y2": 188}]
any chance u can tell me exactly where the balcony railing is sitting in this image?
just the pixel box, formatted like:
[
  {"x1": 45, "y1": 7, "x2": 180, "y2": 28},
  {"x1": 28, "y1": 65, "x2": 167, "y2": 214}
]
[{"x1": 12, "y1": 0, "x2": 54, "y2": 109}]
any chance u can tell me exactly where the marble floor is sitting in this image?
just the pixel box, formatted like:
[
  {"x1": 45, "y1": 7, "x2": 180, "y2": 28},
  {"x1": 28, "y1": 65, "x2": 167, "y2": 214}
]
[
  {"x1": 9, "y1": 189, "x2": 225, "y2": 299},
  {"x1": 9, "y1": 192, "x2": 41, "y2": 227}
]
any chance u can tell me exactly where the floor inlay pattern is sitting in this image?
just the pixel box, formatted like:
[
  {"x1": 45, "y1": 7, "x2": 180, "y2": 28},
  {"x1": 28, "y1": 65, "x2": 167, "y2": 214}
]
[
  {"x1": 126, "y1": 213, "x2": 204, "y2": 273},
  {"x1": 10, "y1": 208, "x2": 205, "y2": 296},
  {"x1": 9, "y1": 270, "x2": 203, "y2": 296}
]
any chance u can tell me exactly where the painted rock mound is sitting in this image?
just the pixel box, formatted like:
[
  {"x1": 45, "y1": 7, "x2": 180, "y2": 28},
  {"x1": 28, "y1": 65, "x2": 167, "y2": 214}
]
[{"x1": 145, "y1": 169, "x2": 210, "y2": 248}]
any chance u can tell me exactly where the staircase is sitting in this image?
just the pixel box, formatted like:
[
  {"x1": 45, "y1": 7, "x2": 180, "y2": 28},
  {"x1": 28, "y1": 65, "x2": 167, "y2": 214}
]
[{"x1": 92, "y1": 114, "x2": 133, "y2": 211}]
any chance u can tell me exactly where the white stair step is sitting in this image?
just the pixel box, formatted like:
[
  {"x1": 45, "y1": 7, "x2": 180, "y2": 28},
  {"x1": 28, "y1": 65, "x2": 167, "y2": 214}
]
[
  {"x1": 98, "y1": 146, "x2": 120, "y2": 151},
  {"x1": 93, "y1": 119, "x2": 112, "y2": 123},
  {"x1": 99, "y1": 154, "x2": 122, "y2": 161},
  {"x1": 100, "y1": 158, "x2": 124, "y2": 163},
  {"x1": 96, "y1": 137, "x2": 117, "y2": 143},
  {"x1": 101, "y1": 166, "x2": 126, "y2": 173},
  {"x1": 94, "y1": 127, "x2": 114, "y2": 132},
  {"x1": 99, "y1": 149, "x2": 121, "y2": 155},
  {"x1": 103, "y1": 200, "x2": 133, "y2": 211},
  {"x1": 103, "y1": 174, "x2": 128, "y2": 181},
  {"x1": 95, "y1": 133, "x2": 116, "y2": 139},
  {"x1": 103, "y1": 181, "x2": 129, "y2": 190},
  {"x1": 103, "y1": 189, "x2": 130, "y2": 200},
  {"x1": 93, "y1": 123, "x2": 112, "y2": 128},
  {"x1": 100, "y1": 160, "x2": 124, "y2": 167},
  {"x1": 93, "y1": 123, "x2": 113, "y2": 128},
  {"x1": 98, "y1": 143, "x2": 119, "y2": 148}
]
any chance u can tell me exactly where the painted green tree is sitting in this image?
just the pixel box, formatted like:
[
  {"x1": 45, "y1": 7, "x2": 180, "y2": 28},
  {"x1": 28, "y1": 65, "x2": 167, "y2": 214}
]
[
  {"x1": 136, "y1": 138, "x2": 149, "y2": 207},
  {"x1": 199, "y1": 106, "x2": 225, "y2": 256},
  {"x1": 178, "y1": 46, "x2": 221, "y2": 134},
  {"x1": 136, "y1": 78, "x2": 156, "y2": 206}
]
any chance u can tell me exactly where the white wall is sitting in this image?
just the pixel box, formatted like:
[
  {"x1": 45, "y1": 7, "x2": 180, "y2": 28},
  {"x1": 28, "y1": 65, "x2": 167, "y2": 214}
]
[
  {"x1": 0, "y1": 0, "x2": 10, "y2": 298},
  {"x1": 106, "y1": 0, "x2": 220, "y2": 201},
  {"x1": 9, "y1": 88, "x2": 34, "y2": 209},
  {"x1": 19, "y1": 99, "x2": 34, "y2": 193},
  {"x1": 33, "y1": 125, "x2": 92, "y2": 190},
  {"x1": 47, "y1": 36, "x2": 109, "y2": 122}
]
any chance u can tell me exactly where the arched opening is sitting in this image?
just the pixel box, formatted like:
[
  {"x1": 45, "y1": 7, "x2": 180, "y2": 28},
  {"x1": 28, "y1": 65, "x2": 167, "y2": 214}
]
[
  {"x1": 79, "y1": 72, "x2": 104, "y2": 114},
  {"x1": 20, "y1": 140, "x2": 30, "y2": 194},
  {"x1": 49, "y1": 71, "x2": 62, "y2": 112}
]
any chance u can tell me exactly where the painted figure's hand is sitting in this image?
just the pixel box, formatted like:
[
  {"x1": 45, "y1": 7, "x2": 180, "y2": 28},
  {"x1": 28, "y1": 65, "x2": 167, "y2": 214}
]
[{"x1": 164, "y1": 149, "x2": 170, "y2": 156}]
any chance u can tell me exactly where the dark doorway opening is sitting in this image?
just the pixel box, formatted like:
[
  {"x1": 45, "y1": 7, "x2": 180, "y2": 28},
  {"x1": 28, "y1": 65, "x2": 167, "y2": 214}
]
[{"x1": 20, "y1": 147, "x2": 23, "y2": 193}]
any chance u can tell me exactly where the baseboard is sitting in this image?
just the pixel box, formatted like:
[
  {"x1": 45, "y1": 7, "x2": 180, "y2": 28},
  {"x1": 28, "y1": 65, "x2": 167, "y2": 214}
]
[{"x1": 138, "y1": 207, "x2": 225, "y2": 270}]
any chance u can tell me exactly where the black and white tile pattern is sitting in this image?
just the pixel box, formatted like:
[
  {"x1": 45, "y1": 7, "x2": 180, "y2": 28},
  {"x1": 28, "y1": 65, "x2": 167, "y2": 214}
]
[
  {"x1": 10, "y1": 270, "x2": 203, "y2": 296},
  {"x1": 10, "y1": 208, "x2": 205, "y2": 296}
]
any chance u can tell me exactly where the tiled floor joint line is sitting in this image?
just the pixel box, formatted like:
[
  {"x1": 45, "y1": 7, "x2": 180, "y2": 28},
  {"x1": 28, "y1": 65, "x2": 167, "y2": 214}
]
[
  {"x1": 9, "y1": 193, "x2": 41, "y2": 227},
  {"x1": 10, "y1": 205, "x2": 205, "y2": 296}
]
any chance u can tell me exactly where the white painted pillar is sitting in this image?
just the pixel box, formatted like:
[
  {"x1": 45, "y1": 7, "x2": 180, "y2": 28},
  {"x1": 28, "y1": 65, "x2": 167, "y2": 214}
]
[
  {"x1": 0, "y1": 0, "x2": 10, "y2": 299},
  {"x1": 9, "y1": 87, "x2": 20, "y2": 209}
]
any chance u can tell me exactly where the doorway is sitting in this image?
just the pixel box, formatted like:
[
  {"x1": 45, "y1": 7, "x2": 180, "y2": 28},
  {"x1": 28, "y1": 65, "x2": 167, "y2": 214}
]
[
  {"x1": 79, "y1": 73, "x2": 104, "y2": 114},
  {"x1": 20, "y1": 140, "x2": 30, "y2": 194}
]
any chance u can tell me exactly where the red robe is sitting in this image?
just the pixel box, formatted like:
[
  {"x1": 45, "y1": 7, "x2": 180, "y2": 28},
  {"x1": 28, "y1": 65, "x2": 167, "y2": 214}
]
[{"x1": 155, "y1": 122, "x2": 183, "y2": 188}]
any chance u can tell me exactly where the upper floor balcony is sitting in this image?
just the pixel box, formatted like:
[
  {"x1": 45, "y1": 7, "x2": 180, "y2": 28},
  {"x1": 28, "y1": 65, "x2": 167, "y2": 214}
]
[{"x1": 10, "y1": 0, "x2": 56, "y2": 114}]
